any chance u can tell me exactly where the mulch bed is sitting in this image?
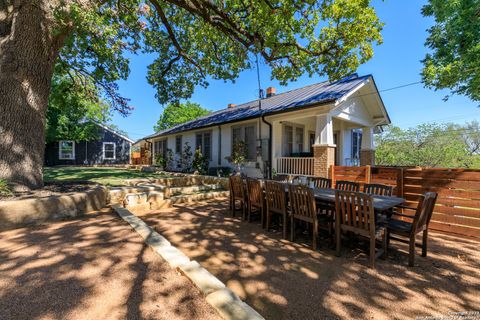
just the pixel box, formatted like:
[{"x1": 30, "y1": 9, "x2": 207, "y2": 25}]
[{"x1": 0, "y1": 181, "x2": 97, "y2": 201}]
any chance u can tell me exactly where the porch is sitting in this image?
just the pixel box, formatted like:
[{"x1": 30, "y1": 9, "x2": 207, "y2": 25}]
[{"x1": 270, "y1": 112, "x2": 376, "y2": 177}]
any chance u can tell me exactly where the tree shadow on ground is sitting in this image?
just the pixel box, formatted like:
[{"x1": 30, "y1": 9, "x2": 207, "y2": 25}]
[
  {"x1": 0, "y1": 210, "x2": 221, "y2": 320},
  {"x1": 139, "y1": 199, "x2": 480, "y2": 320}
]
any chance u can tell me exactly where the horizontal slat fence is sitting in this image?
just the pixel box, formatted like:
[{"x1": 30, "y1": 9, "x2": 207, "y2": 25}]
[
  {"x1": 331, "y1": 165, "x2": 480, "y2": 239},
  {"x1": 402, "y1": 168, "x2": 480, "y2": 238},
  {"x1": 330, "y1": 165, "x2": 370, "y2": 189}
]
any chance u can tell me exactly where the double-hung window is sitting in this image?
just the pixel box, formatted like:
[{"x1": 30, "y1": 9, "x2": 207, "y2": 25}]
[
  {"x1": 195, "y1": 131, "x2": 212, "y2": 160},
  {"x1": 232, "y1": 124, "x2": 256, "y2": 161},
  {"x1": 175, "y1": 136, "x2": 182, "y2": 154},
  {"x1": 154, "y1": 139, "x2": 167, "y2": 159},
  {"x1": 103, "y1": 142, "x2": 116, "y2": 160},
  {"x1": 283, "y1": 124, "x2": 304, "y2": 156},
  {"x1": 59, "y1": 141, "x2": 75, "y2": 160}
]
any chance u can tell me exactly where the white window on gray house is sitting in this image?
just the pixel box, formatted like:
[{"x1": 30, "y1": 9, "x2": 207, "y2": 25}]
[
  {"x1": 103, "y1": 142, "x2": 116, "y2": 160},
  {"x1": 175, "y1": 135, "x2": 182, "y2": 154},
  {"x1": 59, "y1": 140, "x2": 75, "y2": 160},
  {"x1": 195, "y1": 131, "x2": 212, "y2": 160},
  {"x1": 351, "y1": 129, "x2": 362, "y2": 160},
  {"x1": 232, "y1": 124, "x2": 256, "y2": 161}
]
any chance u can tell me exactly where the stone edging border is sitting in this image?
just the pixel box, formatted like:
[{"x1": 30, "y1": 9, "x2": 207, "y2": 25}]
[{"x1": 112, "y1": 204, "x2": 264, "y2": 320}]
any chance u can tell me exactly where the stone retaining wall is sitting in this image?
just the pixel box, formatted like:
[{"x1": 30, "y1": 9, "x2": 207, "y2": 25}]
[{"x1": 0, "y1": 186, "x2": 109, "y2": 231}]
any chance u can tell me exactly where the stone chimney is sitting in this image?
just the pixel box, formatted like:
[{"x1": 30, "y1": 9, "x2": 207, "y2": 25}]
[
  {"x1": 228, "y1": 103, "x2": 236, "y2": 108},
  {"x1": 266, "y1": 87, "x2": 276, "y2": 98}
]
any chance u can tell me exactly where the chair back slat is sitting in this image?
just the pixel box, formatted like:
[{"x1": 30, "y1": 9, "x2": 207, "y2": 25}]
[
  {"x1": 247, "y1": 178, "x2": 263, "y2": 208},
  {"x1": 335, "y1": 180, "x2": 360, "y2": 192},
  {"x1": 413, "y1": 192, "x2": 438, "y2": 232},
  {"x1": 335, "y1": 191, "x2": 375, "y2": 235},
  {"x1": 230, "y1": 175, "x2": 245, "y2": 201},
  {"x1": 264, "y1": 180, "x2": 287, "y2": 214},
  {"x1": 309, "y1": 177, "x2": 332, "y2": 189},
  {"x1": 288, "y1": 184, "x2": 316, "y2": 222},
  {"x1": 363, "y1": 183, "x2": 393, "y2": 196}
]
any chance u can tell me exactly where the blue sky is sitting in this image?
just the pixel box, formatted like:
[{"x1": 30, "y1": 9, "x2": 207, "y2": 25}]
[{"x1": 112, "y1": 0, "x2": 479, "y2": 141}]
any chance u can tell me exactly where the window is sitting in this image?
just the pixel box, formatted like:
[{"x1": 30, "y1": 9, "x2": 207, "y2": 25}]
[
  {"x1": 59, "y1": 141, "x2": 75, "y2": 159},
  {"x1": 295, "y1": 127, "x2": 304, "y2": 153},
  {"x1": 232, "y1": 124, "x2": 256, "y2": 161},
  {"x1": 103, "y1": 142, "x2": 116, "y2": 160},
  {"x1": 352, "y1": 129, "x2": 362, "y2": 159},
  {"x1": 195, "y1": 131, "x2": 212, "y2": 160},
  {"x1": 154, "y1": 139, "x2": 167, "y2": 159},
  {"x1": 175, "y1": 136, "x2": 182, "y2": 154},
  {"x1": 283, "y1": 124, "x2": 304, "y2": 156}
]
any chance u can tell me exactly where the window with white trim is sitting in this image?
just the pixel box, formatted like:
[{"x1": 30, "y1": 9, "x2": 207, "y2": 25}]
[
  {"x1": 351, "y1": 129, "x2": 362, "y2": 160},
  {"x1": 59, "y1": 141, "x2": 75, "y2": 159},
  {"x1": 175, "y1": 135, "x2": 182, "y2": 154},
  {"x1": 103, "y1": 142, "x2": 116, "y2": 160},
  {"x1": 232, "y1": 124, "x2": 256, "y2": 161},
  {"x1": 282, "y1": 124, "x2": 304, "y2": 156},
  {"x1": 195, "y1": 131, "x2": 212, "y2": 160}
]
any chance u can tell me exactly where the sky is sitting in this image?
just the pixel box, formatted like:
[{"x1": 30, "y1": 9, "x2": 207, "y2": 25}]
[{"x1": 111, "y1": 0, "x2": 479, "y2": 141}]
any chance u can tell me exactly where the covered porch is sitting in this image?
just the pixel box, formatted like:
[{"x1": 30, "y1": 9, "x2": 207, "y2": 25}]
[{"x1": 272, "y1": 102, "x2": 383, "y2": 177}]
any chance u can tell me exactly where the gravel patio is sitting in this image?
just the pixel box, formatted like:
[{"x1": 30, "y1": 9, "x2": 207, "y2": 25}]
[
  {"x1": 136, "y1": 199, "x2": 480, "y2": 320},
  {"x1": 0, "y1": 209, "x2": 221, "y2": 320}
]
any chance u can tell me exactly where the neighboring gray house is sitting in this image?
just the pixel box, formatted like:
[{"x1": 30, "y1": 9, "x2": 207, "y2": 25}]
[{"x1": 44, "y1": 123, "x2": 133, "y2": 166}]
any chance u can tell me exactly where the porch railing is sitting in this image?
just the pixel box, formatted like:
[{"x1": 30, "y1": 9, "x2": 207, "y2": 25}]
[{"x1": 276, "y1": 157, "x2": 314, "y2": 176}]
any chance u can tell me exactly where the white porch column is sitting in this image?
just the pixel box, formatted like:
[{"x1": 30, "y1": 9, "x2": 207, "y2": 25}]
[
  {"x1": 314, "y1": 114, "x2": 335, "y2": 146},
  {"x1": 360, "y1": 126, "x2": 375, "y2": 166},
  {"x1": 313, "y1": 114, "x2": 335, "y2": 177}
]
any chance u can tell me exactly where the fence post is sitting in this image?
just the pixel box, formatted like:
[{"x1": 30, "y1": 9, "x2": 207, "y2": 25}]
[
  {"x1": 329, "y1": 165, "x2": 334, "y2": 185},
  {"x1": 366, "y1": 165, "x2": 371, "y2": 184}
]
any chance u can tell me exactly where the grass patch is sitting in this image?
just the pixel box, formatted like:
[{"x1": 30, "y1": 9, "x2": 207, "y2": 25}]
[{"x1": 44, "y1": 166, "x2": 173, "y2": 186}]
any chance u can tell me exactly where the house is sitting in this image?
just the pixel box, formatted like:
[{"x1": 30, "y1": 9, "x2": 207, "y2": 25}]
[
  {"x1": 135, "y1": 74, "x2": 390, "y2": 178},
  {"x1": 44, "y1": 123, "x2": 133, "y2": 166}
]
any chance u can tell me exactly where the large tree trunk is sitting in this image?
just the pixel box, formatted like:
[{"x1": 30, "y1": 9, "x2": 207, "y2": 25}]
[{"x1": 0, "y1": 0, "x2": 65, "y2": 189}]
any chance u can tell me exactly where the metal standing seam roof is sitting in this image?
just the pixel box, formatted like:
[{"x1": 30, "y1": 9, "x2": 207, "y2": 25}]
[{"x1": 142, "y1": 74, "x2": 375, "y2": 141}]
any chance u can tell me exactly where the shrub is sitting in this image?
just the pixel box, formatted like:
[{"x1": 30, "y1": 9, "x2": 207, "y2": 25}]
[
  {"x1": 180, "y1": 142, "x2": 193, "y2": 173},
  {"x1": 192, "y1": 148, "x2": 209, "y2": 174}
]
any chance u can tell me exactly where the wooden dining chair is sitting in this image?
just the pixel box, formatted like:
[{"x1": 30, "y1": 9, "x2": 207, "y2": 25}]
[
  {"x1": 364, "y1": 183, "x2": 393, "y2": 196},
  {"x1": 335, "y1": 180, "x2": 360, "y2": 192},
  {"x1": 229, "y1": 175, "x2": 246, "y2": 219},
  {"x1": 246, "y1": 178, "x2": 265, "y2": 226},
  {"x1": 386, "y1": 192, "x2": 438, "y2": 267},
  {"x1": 309, "y1": 177, "x2": 332, "y2": 189},
  {"x1": 264, "y1": 180, "x2": 288, "y2": 239},
  {"x1": 289, "y1": 184, "x2": 319, "y2": 250},
  {"x1": 335, "y1": 190, "x2": 387, "y2": 269}
]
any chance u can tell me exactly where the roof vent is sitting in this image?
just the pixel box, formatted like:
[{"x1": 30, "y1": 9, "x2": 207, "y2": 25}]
[
  {"x1": 266, "y1": 87, "x2": 276, "y2": 98},
  {"x1": 228, "y1": 103, "x2": 236, "y2": 108}
]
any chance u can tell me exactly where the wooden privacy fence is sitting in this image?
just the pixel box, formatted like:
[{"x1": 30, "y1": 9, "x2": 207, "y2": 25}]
[{"x1": 330, "y1": 165, "x2": 480, "y2": 239}]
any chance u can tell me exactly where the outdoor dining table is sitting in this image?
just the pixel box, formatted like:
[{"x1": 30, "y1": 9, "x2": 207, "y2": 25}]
[{"x1": 277, "y1": 183, "x2": 405, "y2": 215}]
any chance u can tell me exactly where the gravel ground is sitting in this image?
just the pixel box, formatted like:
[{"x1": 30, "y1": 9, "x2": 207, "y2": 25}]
[
  {"x1": 0, "y1": 209, "x2": 221, "y2": 320},
  {"x1": 137, "y1": 199, "x2": 480, "y2": 320}
]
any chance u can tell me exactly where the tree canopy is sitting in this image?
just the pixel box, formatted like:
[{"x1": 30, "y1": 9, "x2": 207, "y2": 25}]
[
  {"x1": 154, "y1": 101, "x2": 210, "y2": 132},
  {"x1": 46, "y1": 71, "x2": 111, "y2": 143},
  {"x1": 56, "y1": 0, "x2": 383, "y2": 108},
  {"x1": 375, "y1": 122, "x2": 480, "y2": 168},
  {"x1": 421, "y1": 0, "x2": 480, "y2": 101}
]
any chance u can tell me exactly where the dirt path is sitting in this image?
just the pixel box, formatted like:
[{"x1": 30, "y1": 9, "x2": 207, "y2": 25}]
[
  {"x1": 138, "y1": 199, "x2": 480, "y2": 320},
  {"x1": 0, "y1": 210, "x2": 221, "y2": 320}
]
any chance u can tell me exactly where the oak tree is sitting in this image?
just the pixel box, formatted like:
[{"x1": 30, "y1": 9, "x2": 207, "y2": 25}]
[{"x1": 0, "y1": 0, "x2": 382, "y2": 188}]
